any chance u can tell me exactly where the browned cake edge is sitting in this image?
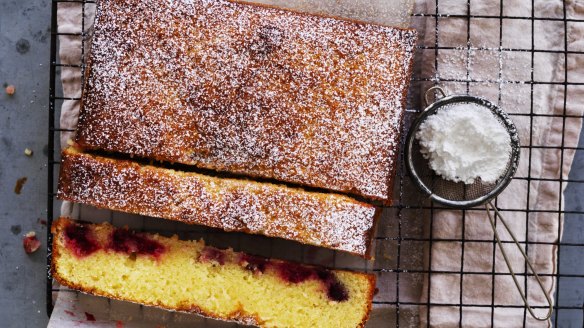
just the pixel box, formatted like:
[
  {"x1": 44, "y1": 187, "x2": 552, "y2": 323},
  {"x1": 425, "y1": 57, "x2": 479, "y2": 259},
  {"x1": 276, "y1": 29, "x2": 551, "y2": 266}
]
[
  {"x1": 76, "y1": 0, "x2": 416, "y2": 205},
  {"x1": 384, "y1": 39, "x2": 417, "y2": 206},
  {"x1": 51, "y1": 217, "x2": 377, "y2": 327},
  {"x1": 57, "y1": 147, "x2": 381, "y2": 258}
]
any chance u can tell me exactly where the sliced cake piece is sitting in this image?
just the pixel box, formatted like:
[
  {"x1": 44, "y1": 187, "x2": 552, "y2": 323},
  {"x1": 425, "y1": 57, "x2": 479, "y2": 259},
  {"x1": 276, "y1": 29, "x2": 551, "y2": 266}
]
[
  {"x1": 57, "y1": 147, "x2": 380, "y2": 258},
  {"x1": 76, "y1": 0, "x2": 417, "y2": 203},
  {"x1": 51, "y1": 217, "x2": 376, "y2": 328}
]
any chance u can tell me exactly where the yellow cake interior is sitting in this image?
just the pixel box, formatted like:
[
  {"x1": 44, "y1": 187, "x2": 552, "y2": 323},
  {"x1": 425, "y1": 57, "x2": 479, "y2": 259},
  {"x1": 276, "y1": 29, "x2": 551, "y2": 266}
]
[{"x1": 52, "y1": 218, "x2": 374, "y2": 328}]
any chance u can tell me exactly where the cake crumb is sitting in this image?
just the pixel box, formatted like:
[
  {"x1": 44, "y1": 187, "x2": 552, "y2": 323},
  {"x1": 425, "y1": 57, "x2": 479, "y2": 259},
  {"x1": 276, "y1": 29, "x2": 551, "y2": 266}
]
[
  {"x1": 24, "y1": 148, "x2": 33, "y2": 156},
  {"x1": 14, "y1": 177, "x2": 27, "y2": 194},
  {"x1": 5, "y1": 85, "x2": 15, "y2": 95},
  {"x1": 23, "y1": 231, "x2": 41, "y2": 254}
]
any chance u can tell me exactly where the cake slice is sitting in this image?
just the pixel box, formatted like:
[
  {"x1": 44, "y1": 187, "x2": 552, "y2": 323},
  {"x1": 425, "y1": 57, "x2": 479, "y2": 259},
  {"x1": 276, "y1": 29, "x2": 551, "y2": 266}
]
[
  {"x1": 57, "y1": 147, "x2": 380, "y2": 258},
  {"x1": 51, "y1": 217, "x2": 376, "y2": 327},
  {"x1": 76, "y1": 0, "x2": 417, "y2": 203}
]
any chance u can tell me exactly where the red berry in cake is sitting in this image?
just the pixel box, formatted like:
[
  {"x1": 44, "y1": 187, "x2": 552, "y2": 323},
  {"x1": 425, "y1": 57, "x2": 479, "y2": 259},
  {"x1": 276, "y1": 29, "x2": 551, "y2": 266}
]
[
  {"x1": 326, "y1": 280, "x2": 349, "y2": 302},
  {"x1": 23, "y1": 231, "x2": 41, "y2": 254},
  {"x1": 275, "y1": 262, "x2": 315, "y2": 284},
  {"x1": 109, "y1": 228, "x2": 165, "y2": 258},
  {"x1": 199, "y1": 246, "x2": 226, "y2": 265},
  {"x1": 316, "y1": 269, "x2": 349, "y2": 302},
  {"x1": 64, "y1": 223, "x2": 100, "y2": 257},
  {"x1": 239, "y1": 254, "x2": 268, "y2": 274}
]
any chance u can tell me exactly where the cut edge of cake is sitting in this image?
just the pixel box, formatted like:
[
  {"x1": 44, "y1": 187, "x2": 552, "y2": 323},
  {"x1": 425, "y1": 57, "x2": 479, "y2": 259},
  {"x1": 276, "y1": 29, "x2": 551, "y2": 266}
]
[
  {"x1": 51, "y1": 217, "x2": 377, "y2": 328},
  {"x1": 57, "y1": 147, "x2": 382, "y2": 259}
]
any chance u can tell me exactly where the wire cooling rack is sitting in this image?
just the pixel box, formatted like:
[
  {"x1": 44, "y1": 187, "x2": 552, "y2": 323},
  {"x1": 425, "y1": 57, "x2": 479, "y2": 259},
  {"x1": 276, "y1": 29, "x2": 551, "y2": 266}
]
[{"x1": 47, "y1": 0, "x2": 584, "y2": 326}]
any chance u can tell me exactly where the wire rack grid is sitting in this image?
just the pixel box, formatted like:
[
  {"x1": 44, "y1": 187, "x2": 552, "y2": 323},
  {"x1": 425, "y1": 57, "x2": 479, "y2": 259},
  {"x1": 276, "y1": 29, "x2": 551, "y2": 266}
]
[{"x1": 46, "y1": 0, "x2": 584, "y2": 327}]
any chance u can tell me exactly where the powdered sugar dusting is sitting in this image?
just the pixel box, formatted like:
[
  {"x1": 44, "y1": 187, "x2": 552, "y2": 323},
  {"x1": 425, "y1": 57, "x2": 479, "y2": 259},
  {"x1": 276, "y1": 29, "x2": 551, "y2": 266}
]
[
  {"x1": 76, "y1": 0, "x2": 417, "y2": 202},
  {"x1": 57, "y1": 149, "x2": 379, "y2": 257}
]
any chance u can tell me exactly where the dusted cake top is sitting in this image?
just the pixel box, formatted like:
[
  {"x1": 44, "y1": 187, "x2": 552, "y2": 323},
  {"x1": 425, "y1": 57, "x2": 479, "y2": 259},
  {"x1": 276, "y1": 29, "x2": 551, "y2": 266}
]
[
  {"x1": 57, "y1": 147, "x2": 380, "y2": 258},
  {"x1": 76, "y1": 0, "x2": 417, "y2": 203}
]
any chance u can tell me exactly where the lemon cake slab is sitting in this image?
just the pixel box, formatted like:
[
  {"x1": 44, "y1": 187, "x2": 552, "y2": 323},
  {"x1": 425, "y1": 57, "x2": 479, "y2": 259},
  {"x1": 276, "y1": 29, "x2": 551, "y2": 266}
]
[
  {"x1": 57, "y1": 147, "x2": 380, "y2": 258},
  {"x1": 75, "y1": 0, "x2": 417, "y2": 203},
  {"x1": 51, "y1": 217, "x2": 376, "y2": 327}
]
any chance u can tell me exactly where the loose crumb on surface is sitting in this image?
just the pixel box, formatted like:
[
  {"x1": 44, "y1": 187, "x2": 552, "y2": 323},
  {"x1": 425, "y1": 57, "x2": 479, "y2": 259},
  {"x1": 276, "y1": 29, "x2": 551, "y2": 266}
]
[
  {"x1": 24, "y1": 148, "x2": 33, "y2": 156},
  {"x1": 14, "y1": 177, "x2": 28, "y2": 194},
  {"x1": 10, "y1": 225, "x2": 22, "y2": 235},
  {"x1": 5, "y1": 85, "x2": 15, "y2": 95},
  {"x1": 23, "y1": 231, "x2": 41, "y2": 254}
]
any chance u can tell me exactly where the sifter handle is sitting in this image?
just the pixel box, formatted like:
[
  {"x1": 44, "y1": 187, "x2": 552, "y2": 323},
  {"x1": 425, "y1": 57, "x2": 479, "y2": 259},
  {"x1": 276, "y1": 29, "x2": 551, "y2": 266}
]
[
  {"x1": 424, "y1": 86, "x2": 447, "y2": 106},
  {"x1": 485, "y1": 202, "x2": 553, "y2": 321}
]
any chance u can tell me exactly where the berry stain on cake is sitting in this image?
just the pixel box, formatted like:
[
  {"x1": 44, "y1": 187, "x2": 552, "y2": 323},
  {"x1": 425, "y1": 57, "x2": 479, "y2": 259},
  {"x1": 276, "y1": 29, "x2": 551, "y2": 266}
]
[
  {"x1": 64, "y1": 223, "x2": 100, "y2": 258},
  {"x1": 276, "y1": 264, "x2": 349, "y2": 302},
  {"x1": 199, "y1": 246, "x2": 226, "y2": 265},
  {"x1": 203, "y1": 247, "x2": 349, "y2": 302},
  {"x1": 64, "y1": 222, "x2": 165, "y2": 258},
  {"x1": 110, "y1": 228, "x2": 165, "y2": 258},
  {"x1": 239, "y1": 253, "x2": 268, "y2": 273}
]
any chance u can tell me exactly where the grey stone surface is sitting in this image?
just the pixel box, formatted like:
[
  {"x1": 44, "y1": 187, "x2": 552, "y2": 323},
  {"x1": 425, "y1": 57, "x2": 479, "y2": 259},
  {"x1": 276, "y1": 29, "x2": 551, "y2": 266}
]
[
  {"x1": 0, "y1": 0, "x2": 51, "y2": 326},
  {"x1": 557, "y1": 138, "x2": 584, "y2": 327}
]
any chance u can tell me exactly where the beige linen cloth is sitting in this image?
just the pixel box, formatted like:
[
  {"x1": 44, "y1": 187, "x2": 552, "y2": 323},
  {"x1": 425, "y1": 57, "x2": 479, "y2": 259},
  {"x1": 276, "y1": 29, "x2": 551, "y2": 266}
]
[
  {"x1": 413, "y1": 0, "x2": 584, "y2": 327},
  {"x1": 49, "y1": 0, "x2": 584, "y2": 327}
]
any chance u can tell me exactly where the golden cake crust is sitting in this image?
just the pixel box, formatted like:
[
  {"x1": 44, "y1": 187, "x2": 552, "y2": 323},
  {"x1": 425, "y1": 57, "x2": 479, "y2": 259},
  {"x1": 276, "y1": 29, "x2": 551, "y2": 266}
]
[
  {"x1": 57, "y1": 147, "x2": 381, "y2": 258},
  {"x1": 76, "y1": 0, "x2": 417, "y2": 203},
  {"x1": 51, "y1": 217, "x2": 377, "y2": 327}
]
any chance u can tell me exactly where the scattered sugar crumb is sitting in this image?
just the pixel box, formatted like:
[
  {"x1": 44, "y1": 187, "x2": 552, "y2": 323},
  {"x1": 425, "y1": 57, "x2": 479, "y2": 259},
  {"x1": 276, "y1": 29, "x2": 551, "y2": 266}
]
[
  {"x1": 23, "y1": 231, "x2": 41, "y2": 254},
  {"x1": 5, "y1": 85, "x2": 15, "y2": 95},
  {"x1": 14, "y1": 177, "x2": 28, "y2": 194}
]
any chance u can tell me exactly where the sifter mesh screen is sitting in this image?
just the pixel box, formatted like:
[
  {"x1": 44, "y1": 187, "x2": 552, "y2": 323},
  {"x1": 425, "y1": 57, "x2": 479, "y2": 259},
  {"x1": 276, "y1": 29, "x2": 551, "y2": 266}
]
[{"x1": 405, "y1": 94, "x2": 521, "y2": 208}]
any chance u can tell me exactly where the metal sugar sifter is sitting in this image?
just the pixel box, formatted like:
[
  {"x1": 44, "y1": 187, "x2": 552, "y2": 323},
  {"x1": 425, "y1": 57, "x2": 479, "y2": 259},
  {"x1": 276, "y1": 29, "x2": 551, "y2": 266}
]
[{"x1": 405, "y1": 86, "x2": 553, "y2": 321}]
